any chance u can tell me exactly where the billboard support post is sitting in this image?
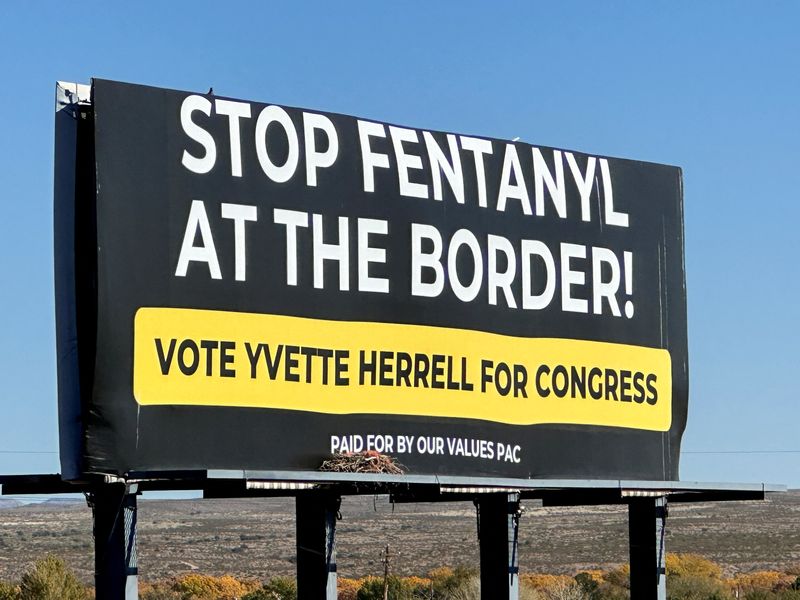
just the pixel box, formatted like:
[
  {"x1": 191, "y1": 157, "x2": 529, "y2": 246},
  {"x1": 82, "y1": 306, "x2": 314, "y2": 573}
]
[
  {"x1": 296, "y1": 492, "x2": 341, "y2": 600},
  {"x1": 629, "y1": 496, "x2": 667, "y2": 600},
  {"x1": 88, "y1": 482, "x2": 139, "y2": 600},
  {"x1": 477, "y1": 492, "x2": 521, "y2": 600}
]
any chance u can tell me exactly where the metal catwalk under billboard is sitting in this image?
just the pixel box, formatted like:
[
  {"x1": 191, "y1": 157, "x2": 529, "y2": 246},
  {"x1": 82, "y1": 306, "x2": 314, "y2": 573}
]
[{"x1": 54, "y1": 79, "x2": 687, "y2": 481}]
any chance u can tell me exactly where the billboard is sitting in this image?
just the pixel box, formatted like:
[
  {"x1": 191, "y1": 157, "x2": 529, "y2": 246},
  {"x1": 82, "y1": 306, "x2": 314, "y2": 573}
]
[{"x1": 55, "y1": 79, "x2": 687, "y2": 482}]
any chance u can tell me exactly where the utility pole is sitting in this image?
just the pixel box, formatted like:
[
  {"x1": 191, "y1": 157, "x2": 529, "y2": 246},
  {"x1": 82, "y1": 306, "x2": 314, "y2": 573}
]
[{"x1": 381, "y1": 544, "x2": 392, "y2": 600}]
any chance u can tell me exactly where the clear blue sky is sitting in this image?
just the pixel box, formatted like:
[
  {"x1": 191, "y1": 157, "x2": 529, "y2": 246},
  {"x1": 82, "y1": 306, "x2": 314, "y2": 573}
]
[{"x1": 0, "y1": 2, "x2": 797, "y2": 487}]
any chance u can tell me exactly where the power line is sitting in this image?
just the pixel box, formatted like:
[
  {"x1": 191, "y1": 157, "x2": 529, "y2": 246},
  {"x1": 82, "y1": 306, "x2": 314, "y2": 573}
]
[{"x1": 0, "y1": 450, "x2": 57, "y2": 455}]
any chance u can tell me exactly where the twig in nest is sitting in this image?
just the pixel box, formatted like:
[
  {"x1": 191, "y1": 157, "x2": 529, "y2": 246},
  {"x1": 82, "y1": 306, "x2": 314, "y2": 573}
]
[{"x1": 319, "y1": 450, "x2": 406, "y2": 475}]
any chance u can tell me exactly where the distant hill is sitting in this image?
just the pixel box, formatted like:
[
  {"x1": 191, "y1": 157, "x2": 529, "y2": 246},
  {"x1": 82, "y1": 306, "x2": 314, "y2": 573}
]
[
  {"x1": 0, "y1": 499, "x2": 21, "y2": 510},
  {"x1": 41, "y1": 497, "x2": 83, "y2": 506}
]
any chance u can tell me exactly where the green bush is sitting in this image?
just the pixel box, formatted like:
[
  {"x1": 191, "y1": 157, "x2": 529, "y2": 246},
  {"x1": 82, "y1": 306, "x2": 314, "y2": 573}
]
[
  {"x1": 594, "y1": 582, "x2": 628, "y2": 600},
  {"x1": 574, "y1": 573, "x2": 600, "y2": 599},
  {"x1": 667, "y1": 574, "x2": 731, "y2": 600},
  {"x1": 243, "y1": 576, "x2": 297, "y2": 600},
  {"x1": 18, "y1": 556, "x2": 88, "y2": 600},
  {"x1": 0, "y1": 581, "x2": 19, "y2": 600},
  {"x1": 427, "y1": 567, "x2": 477, "y2": 599},
  {"x1": 744, "y1": 592, "x2": 773, "y2": 600},
  {"x1": 595, "y1": 565, "x2": 629, "y2": 600},
  {"x1": 356, "y1": 576, "x2": 415, "y2": 600},
  {"x1": 446, "y1": 576, "x2": 481, "y2": 600}
]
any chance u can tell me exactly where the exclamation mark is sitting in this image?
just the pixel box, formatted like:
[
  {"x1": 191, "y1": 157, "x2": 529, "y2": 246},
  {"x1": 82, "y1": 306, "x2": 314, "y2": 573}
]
[{"x1": 623, "y1": 251, "x2": 634, "y2": 319}]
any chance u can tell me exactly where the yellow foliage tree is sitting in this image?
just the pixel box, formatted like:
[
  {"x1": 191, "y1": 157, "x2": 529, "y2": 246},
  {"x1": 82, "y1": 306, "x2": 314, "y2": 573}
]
[
  {"x1": 403, "y1": 576, "x2": 433, "y2": 594},
  {"x1": 732, "y1": 570, "x2": 793, "y2": 593},
  {"x1": 174, "y1": 573, "x2": 258, "y2": 599},
  {"x1": 665, "y1": 553, "x2": 723, "y2": 580},
  {"x1": 520, "y1": 574, "x2": 575, "y2": 590},
  {"x1": 338, "y1": 577, "x2": 362, "y2": 600}
]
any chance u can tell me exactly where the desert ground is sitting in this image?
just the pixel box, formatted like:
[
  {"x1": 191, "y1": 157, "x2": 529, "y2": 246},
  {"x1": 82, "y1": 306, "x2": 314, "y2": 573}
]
[{"x1": 0, "y1": 491, "x2": 797, "y2": 584}]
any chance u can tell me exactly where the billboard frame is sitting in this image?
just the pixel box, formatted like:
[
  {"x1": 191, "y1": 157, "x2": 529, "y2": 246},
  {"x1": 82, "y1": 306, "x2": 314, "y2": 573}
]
[{"x1": 54, "y1": 79, "x2": 689, "y2": 484}]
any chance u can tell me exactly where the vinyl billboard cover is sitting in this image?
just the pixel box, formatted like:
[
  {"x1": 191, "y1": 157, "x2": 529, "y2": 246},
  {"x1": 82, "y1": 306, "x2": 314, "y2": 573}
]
[{"x1": 54, "y1": 79, "x2": 687, "y2": 482}]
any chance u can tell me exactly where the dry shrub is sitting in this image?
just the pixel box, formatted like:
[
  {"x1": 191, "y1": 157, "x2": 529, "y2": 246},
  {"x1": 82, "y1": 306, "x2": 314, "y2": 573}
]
[
  {"x1": 0, "y1": 581, "x2": 19, "y2": 600},
  {"x1": 667, "y1": 575, "x2": 731, "y2": 600},
  {"x1": 427, "y1": 566, "x2": 476, "y2": 598},
  {"x1": 576, "y1": 570, "x2": 604, "y2": 585},
  {"x1": 427, "y1": 567, "x2": 454, "y2": 581},
  {"x1": 603, "y1": 564, "x2": 630, "y2": 590},
  {"x1": 243, "y1": 576, "x2": 297, "y2": 600},
  {"x1": 404, "y1": 576, "x2": 432, "y2": 596},
  {"x1": 594, "y1": 565, "x2": 629, "y2": 599},
  {"x1": 174, "y1": 573, "x2": 257, "y2": 599},
  {"x1": 445, "y1": 576, "x2": 480, "y2": 600},
  {"x1": 338, "y1": 577, "x2": 362, "y2": 600},
  {"x1": 734, "y1": 571, "x2": 795, "y2": 594},
  {"x1": 785, "y1": 565, "x2": 800, "y2": 577},
  {"x1": 355, "y1": 575, "x2": 414, "y2": 600},
  {"x1": 519, "y1": 585, "x2": 546, "y2": 600},
  {"x1": 18, "y1": 555, "x2": 89, "y2": 600},
  {"x1": 574, "y1": 572, "x2": 601, "y2": 597},
  {"x1": 522, "y1": 574, "x2": 576, "y2": 591},
  {"x1": 539, "y1": 580, "x2": 586, "y2": 600},
  {"x1": 519, "y1": 574, "x2": 588, "y2": 600},
  {"x1": 437, "y1": 574, "x2": 544, "y2": 600}
]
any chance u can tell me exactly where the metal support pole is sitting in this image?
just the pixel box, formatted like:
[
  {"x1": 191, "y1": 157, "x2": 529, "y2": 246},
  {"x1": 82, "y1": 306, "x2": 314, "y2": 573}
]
[
  {"x1": 477, "y1": 492, "x2": 521, "y2": 600},
  {"x1": 629, "y1": 496, "x2": 667, "y2": 600},
  {"x1": 88, "y1": 482, "x2": 139, "y2": 600},
  {"x1": 296, "y1": 492, "x2": 341, "y2": 600}
]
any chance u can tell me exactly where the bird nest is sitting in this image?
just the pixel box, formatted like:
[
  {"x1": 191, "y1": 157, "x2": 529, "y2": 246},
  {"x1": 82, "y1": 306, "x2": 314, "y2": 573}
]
[{"x1": 319, "y1": 450, "x2": 406, "y2": 475}]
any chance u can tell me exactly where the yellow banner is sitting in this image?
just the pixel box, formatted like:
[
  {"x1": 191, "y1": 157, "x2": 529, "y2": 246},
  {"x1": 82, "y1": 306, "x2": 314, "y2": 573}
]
[{"x1": 133, "y1": 307, "x2": 672, "y2": 431}]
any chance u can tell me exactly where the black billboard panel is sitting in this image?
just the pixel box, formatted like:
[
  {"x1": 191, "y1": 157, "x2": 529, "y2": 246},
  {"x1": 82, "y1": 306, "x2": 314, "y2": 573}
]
[{"x1": 54, "y1": 79, "x2": 687, "y2": 481}]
